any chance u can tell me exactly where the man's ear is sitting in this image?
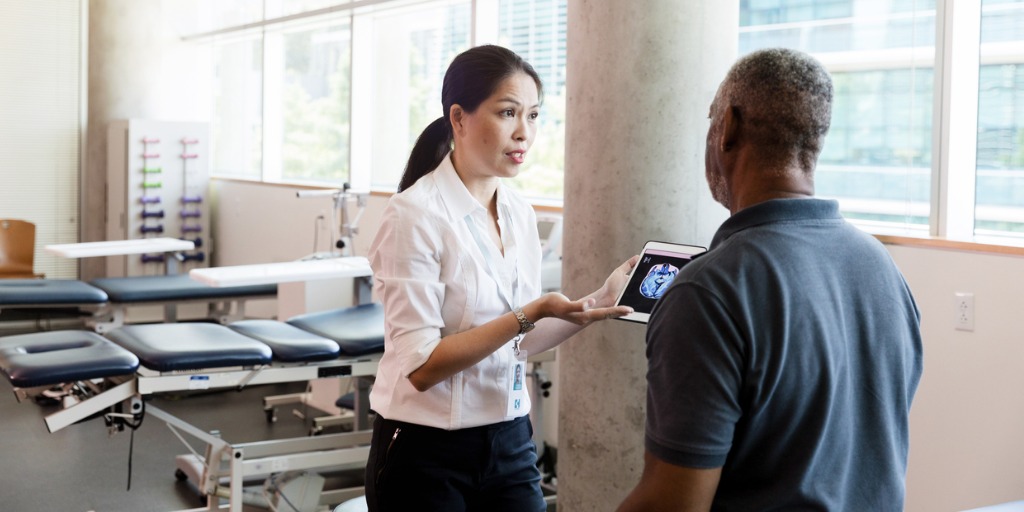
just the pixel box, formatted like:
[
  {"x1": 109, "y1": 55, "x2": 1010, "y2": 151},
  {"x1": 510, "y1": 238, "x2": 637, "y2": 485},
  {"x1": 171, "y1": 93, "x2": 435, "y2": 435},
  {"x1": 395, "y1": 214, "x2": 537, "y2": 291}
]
[
  {"x1": 720, "y1": 105, "x2": 741, "y2": 152},
  {"x1": 450, "y1": 104, "x2": 465, "y2": 137}
]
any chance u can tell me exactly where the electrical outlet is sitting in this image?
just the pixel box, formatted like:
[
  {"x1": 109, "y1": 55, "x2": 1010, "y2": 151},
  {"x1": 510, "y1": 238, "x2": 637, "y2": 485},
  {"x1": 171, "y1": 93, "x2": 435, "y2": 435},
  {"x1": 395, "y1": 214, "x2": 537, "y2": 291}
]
[{"x1": 954, "y1": 292, "x2": 974, "y2": 332}]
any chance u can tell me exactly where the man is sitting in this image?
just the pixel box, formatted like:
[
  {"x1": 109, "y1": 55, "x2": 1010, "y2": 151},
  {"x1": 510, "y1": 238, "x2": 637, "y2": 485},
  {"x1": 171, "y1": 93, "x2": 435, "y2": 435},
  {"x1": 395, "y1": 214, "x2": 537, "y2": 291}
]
[{"x1": 618, "y1": 48, "x2": 923, "y2": 511}]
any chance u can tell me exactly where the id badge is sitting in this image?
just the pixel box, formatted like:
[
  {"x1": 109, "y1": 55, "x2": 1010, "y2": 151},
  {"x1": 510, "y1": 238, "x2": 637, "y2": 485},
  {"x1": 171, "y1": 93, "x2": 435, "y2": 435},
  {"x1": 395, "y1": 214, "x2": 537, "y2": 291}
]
[{"x1": 505, "y1": 349, "x2": 529, "y2": 419}]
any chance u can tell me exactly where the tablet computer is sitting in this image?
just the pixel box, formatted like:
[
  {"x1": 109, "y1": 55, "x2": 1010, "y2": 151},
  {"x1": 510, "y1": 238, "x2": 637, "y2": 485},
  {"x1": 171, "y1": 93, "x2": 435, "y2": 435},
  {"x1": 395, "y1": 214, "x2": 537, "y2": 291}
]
[{"x1": 614, "y1": 240, "x2": 706, "y2": 324}]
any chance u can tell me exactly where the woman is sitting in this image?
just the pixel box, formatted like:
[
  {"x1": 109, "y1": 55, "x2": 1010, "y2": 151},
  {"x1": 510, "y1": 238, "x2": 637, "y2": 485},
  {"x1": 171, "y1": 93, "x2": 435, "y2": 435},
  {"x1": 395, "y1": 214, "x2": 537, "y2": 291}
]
[{"x1": 365, "y1": 44, "x2": 638, "y2": 511}]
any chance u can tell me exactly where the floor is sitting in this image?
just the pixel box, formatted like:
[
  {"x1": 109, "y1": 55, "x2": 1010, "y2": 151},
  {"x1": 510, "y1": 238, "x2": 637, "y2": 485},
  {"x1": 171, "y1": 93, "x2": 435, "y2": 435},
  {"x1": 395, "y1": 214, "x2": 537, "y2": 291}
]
[{"x1": 0, "y1": 378, "x2": 363, "y2": 512}]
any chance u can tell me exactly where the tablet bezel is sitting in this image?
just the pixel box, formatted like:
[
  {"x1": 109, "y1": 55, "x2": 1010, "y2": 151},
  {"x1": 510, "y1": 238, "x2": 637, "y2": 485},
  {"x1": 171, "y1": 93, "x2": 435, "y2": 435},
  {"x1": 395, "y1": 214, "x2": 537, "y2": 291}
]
[{"x1": 613, "y1": 240, "x2": 706, "y2": 324}]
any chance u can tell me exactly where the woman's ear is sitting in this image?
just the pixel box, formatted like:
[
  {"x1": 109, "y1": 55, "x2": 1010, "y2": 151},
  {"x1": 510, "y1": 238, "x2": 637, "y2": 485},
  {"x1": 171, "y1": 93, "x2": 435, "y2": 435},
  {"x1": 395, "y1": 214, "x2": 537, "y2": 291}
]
[{"x1": 449, "y1": 104, "x2": 465, "y2": 137}]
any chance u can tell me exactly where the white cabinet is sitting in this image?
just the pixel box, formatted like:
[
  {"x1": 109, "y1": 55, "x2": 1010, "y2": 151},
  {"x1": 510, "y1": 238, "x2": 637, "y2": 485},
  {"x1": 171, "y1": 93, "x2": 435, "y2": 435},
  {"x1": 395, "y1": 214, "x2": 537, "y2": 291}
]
[{"x1": 107, "y1": 120, "x2": 210, "y2": 277}]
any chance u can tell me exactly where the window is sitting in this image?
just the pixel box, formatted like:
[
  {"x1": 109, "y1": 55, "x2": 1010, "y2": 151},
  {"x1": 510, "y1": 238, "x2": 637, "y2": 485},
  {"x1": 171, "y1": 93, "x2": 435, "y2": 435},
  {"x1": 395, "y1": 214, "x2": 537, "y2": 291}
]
[
  {"x1": 740, "y1": 0, "x2": 936, "y2": 232},
  {"x1": 976, "y1": 0, "x2": 1024, "y2": 236},
  {"x1": 268, "y1": 18, "x2": 352, "y2": 183},
  {"x1": 210, "y1": 35, "x2": 263, "y2": 179},
  {"x1": 363, "y1": 1, "x2": 472, "y2": 190},
  {"x1": 196, "y1": 0, "x2": 568, "y2": 201},
  {"x1": 498, "y1": 0, "x2": 568, "y2": 203},
  {"x1": 743, "y1": 0, "x2": 1024, "y2": 240}
]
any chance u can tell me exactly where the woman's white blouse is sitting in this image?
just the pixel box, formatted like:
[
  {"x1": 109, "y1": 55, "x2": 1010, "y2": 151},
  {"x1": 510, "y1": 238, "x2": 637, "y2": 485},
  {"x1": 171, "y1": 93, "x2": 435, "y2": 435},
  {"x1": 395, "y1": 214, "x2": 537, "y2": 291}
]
[{"x1": 367, "y1": 153, "x2": 542, "y2": 430}]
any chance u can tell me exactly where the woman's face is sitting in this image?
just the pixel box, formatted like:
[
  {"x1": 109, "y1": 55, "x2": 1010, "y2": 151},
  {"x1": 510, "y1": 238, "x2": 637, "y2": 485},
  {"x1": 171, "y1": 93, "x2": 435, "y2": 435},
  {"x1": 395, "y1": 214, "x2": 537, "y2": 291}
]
[{"x1": 451, "y1": 72, "x2": 540, "y2": 180}]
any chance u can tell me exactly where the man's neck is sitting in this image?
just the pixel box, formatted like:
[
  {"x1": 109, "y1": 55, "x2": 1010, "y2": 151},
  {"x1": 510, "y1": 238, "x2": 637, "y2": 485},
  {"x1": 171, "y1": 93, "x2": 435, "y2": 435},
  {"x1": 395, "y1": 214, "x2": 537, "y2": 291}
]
[{"x1": 729, "y1": 166, "x2": 815, "y2": 215}]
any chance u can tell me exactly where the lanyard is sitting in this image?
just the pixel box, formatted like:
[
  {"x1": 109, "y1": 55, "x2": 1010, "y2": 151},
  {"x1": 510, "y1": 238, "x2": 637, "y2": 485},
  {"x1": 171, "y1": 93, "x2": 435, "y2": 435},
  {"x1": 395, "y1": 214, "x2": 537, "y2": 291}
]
[
  {"x1": 464, "y1": 206, "x2": 519, "y2": 310},
  {"x1": 464, "y1": 205, "x2": 524, "y2": 353}
]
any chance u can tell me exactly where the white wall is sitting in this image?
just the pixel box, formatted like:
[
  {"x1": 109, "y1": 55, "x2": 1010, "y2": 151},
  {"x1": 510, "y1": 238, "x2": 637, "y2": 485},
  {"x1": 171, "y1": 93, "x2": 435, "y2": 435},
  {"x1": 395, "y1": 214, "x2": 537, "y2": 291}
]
[
  {"x1": 213, "y1": 179, "x2": 1024, "y2": 511},
  {"x1": 892, "y1": 245, "x2": 1024, "y2": 511},
  {"x1": 209, "y1": 179, "x2": 387, "y2": 319}
]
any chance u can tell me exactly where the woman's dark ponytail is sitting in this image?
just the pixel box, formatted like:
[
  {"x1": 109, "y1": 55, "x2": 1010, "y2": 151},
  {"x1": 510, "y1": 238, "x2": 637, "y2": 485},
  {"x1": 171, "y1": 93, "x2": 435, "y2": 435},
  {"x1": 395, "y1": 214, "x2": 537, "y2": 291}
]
[
  {"x1": 396, "y1": 44, "x2": 543, "y2": 193},
  {"x1": 399, "y1": 116, "x2": 452, "y2": 192}
]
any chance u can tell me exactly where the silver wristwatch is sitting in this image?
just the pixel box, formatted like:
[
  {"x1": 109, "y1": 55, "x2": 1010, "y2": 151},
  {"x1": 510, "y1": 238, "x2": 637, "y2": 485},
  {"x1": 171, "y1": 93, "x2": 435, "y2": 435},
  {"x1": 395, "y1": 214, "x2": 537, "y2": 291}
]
[{"x1": 513, "y1": 307, "x2": 535, "y2": 335}]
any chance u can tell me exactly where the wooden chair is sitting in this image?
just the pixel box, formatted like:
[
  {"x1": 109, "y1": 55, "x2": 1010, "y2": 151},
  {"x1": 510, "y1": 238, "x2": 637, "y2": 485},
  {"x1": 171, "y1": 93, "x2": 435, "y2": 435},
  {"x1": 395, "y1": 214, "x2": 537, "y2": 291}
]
[{"x1": 0, "y1": 219, "x2": 45, "y2": 279}]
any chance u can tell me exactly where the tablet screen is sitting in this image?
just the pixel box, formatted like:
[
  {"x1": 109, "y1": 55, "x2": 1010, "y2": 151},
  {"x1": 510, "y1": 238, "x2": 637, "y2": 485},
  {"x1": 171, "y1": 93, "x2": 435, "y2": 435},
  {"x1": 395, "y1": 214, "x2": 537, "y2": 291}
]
[{"x1": 614, "y1": 241, "x2": 706, "y2": 323}]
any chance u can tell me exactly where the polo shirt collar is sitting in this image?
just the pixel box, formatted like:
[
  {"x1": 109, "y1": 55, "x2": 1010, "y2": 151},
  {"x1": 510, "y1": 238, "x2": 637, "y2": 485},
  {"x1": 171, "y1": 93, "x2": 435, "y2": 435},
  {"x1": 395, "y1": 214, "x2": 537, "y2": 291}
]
[{"x1": 711, "y1": 198, "x2": 842, "y2": 249}]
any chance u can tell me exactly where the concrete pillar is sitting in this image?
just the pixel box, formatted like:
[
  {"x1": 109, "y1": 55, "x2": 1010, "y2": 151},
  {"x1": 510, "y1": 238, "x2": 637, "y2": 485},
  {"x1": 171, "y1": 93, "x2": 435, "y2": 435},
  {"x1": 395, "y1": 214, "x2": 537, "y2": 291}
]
[
  {"x1": 84, "y1": 0, "x2": 207, "y2": 279},
  {"x1": 558, "y1": 1, "x2": 738, "y2": 509}
]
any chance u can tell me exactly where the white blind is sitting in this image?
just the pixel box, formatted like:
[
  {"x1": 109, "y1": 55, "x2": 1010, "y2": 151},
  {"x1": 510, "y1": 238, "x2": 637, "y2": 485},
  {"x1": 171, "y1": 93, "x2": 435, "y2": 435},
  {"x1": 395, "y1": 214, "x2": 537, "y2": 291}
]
[{"x1": 0, "y1": 0, "x2": 82, "y2": 279}]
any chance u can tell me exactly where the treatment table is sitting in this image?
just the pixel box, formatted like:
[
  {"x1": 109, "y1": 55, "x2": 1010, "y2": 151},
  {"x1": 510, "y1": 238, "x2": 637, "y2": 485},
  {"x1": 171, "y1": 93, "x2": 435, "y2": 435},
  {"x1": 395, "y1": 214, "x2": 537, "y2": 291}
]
[{"x1": 0, "y1": 304, "x2": 385, "y2": 512}]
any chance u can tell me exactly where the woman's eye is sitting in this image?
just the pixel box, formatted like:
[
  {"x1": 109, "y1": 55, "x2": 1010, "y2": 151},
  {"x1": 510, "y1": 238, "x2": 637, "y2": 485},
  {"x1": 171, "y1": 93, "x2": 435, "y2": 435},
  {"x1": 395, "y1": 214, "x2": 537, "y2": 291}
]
[
  {"x1": 502, "y1": 109, "x2": 514, "y2": 117},
  {"x1": 529, "y1": 112, "x2": 539, "y2": 120}
]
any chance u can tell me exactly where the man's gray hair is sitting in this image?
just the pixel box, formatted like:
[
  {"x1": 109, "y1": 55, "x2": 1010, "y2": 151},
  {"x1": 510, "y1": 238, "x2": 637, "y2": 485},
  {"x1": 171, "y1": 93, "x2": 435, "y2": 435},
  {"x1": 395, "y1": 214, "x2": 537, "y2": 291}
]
[{"x1": 713, "y1": 48, "x2": 833, "y2": 173}]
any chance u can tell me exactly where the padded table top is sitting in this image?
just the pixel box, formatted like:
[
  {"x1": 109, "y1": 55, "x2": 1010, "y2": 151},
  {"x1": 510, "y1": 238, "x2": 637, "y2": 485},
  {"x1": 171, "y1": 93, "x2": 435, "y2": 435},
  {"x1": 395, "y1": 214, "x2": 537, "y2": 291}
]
[
  {"x1": 0, "y1": 279, "x2": 109, "y2": 306},
  {"x1": 287, "y1": 303, "x2": 385, "y2": 357},
  {"x1": 0, "y1": 330, "x2": 139, "y2": 388},
  {"x1": 229, "y1": 320, "x2": 341, "y2": 362},
  {"x1": 105, "y1": 323, "x2": 272, "y2": 372},
  {"x1": 90, "y1": 274, "x2": 276, "y2": 303}
]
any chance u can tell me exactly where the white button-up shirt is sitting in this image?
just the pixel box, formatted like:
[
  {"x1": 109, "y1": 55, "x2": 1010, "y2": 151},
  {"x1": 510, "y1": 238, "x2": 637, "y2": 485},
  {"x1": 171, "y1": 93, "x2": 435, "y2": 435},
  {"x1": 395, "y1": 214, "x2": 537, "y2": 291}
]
[{"x1": 368, "y1": 153, "x2": 542, "y2": 430}]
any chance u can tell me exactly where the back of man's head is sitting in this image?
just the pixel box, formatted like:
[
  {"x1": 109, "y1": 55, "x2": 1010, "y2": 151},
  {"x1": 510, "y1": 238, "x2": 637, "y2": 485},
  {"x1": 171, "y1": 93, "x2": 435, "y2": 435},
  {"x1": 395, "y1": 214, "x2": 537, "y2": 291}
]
[{"x1": 713, "y1": 48, "x2": 833, "y2": 174}]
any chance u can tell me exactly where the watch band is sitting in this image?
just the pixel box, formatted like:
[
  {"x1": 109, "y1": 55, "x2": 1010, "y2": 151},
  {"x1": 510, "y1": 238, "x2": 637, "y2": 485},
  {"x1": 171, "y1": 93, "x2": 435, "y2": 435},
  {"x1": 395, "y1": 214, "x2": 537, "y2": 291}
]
[{"x1": 513, "y1": 307, "x2": 535, "y2": 334}]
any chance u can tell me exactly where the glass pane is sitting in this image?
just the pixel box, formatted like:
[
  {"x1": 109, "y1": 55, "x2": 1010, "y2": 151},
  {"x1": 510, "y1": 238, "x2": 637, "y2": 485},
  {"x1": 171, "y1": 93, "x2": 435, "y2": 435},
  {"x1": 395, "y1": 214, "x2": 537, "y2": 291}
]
[
  {"x1": 268, "y1": 18, "x2": 352, "y2": 184},
  {"x1": 976, "y1": 0, "x2": 1024, "y2": 237},
  {"x1": 498, "y1": 0, "x2": 568, "y2": 203},
  {"x1": 211, "y1": 37, "x2": 263, "y2": 179},
  {"x1": 367, "y1": 1, "x2": 472, "y2": 190},
  {"x1": 740, "y1": 0, "x2": 935, "y2": 230}
]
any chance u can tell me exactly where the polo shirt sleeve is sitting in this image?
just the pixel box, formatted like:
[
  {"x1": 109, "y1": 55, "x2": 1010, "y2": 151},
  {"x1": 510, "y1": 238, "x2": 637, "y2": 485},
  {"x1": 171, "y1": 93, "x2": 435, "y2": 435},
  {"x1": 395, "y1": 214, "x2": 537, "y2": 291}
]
[
  {"x1": 644, "y1": 280, "x2": 745, "y2": 469},
  {"x1": 369, "y1": 199, "x2": 446, "y2": 378}
]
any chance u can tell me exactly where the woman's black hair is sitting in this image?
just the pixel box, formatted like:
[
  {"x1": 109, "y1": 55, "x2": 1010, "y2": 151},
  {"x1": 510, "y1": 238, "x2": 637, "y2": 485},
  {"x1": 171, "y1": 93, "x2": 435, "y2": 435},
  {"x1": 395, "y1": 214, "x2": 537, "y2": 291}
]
[{"x1": 397, "y1": 45, "x2": 543, "y2": 192}]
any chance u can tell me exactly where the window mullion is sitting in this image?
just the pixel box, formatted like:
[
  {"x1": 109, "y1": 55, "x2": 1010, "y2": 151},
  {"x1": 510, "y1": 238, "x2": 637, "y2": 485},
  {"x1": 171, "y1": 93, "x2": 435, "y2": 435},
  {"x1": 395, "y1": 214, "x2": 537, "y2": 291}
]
[
  {"x1": 350, "y1": 13, "x2": 373, "y2": 191},
  {"x1": 932, "y1": 0, "x2": 982, "y2": 238},
  {"x1": 262, "y1": 28, "x2": 284, "y2": 182},
  {"x1": 473, "y1": 0, "x2": 499, "y2": 45}
]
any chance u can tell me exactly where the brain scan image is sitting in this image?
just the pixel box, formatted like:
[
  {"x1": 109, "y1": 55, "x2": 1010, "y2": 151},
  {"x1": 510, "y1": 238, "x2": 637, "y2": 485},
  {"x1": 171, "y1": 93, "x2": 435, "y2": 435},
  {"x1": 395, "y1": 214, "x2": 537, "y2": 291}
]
[{"x1": 639, "y1": 262, "x2": 679, "y2": 299}]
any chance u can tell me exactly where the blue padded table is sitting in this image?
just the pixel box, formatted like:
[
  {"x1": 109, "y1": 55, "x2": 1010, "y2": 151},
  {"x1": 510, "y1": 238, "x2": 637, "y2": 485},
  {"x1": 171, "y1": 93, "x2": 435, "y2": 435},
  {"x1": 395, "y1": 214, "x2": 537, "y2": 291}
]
[
  {"x1": 0, "y1": 321, "x2": 380, "y2": 511},
  {"x1": 229, "y1": 320, "x2": 341, "y2": 362},
  {"x1": 0, "y1": 279, "x2": 108, "y2": 306},
  {"x1": 0, "y1": 279, "x2": 110, "y2": 324},
  {"x1": 105, "y1": 323, "x2": 272, "y2": 372},
  {"x1": 0, "y1": 321, "x2": 376, "y2": 404},
  {"x1": 286, "y1": 303, "x2": 385, "y2": 356},
  {"x1": 90, "y1": 274, "x2": 275, "y2": 303},
  {"x1": 259, "y1": 303, "x2": 385, "y2": 432},
  {"x1": 0, "y1": 330, "x2": 138, "y2": 388},
  {"x1": 88, "y1": 274, "x2": 277, "y2": 328}
]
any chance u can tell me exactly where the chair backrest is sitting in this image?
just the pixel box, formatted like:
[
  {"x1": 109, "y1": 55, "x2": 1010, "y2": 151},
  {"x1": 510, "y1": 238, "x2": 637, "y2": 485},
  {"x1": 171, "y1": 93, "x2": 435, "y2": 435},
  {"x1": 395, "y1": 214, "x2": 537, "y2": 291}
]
[{"x1": 0, "y1": 219, "x2": 42, "y2": 279}]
